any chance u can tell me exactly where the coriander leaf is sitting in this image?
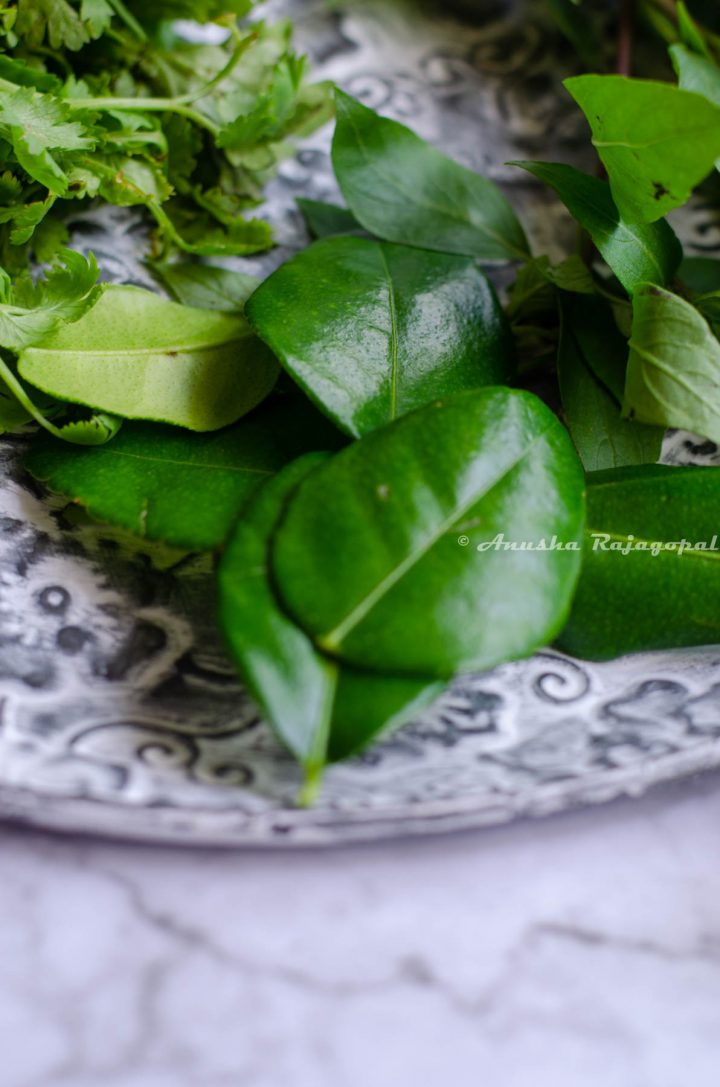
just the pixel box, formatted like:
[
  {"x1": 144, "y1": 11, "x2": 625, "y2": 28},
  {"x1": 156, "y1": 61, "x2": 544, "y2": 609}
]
[
  {"x1": 25, "y1": 393, "x2": 346, "y2": 551},
  {"x1": 559, "y1": 465, "x2": 720, "y2": 659},
  {"x1": 296, "y1": 198, "x2": 364, "y2": 240},
  {"x1": 80, "y1": 0, "x2": 114, "y2": 39},
  {"x1": 565, "y1": 74, "x2": 720, "y2": 222},
  {"x1": 0, "y1": 249, "x2": 100, "y2": 351},
  {"x1": 246, "y1": 235, "x2": 515, "y2": 438},
  {"x1": 16, "y1": 0, "x2": 89, "y2": 51},
  {"x1": 19, "y1": 285, "x2": 280, "y2": 431},
  {"x1": 559, "y1": 295, "x2": 663, "y2": 471},
  {"x1": 332, "y1": 89, "x2": 530, "y2": 262},
  {"x1": 0, "y1": 86, "x2": 96, "y2": 194},
  {"x1": 0, "y1": 55, "x2": 61, "y2": 92},
  {"x1": 218, "y1": 454, "x2": 441, "y2": 793},
  {"x1": 272, "y1": 388, "x2": 585, "y2": 678},
  {"x1": 152, "y1": 262, "x2": 258, "y2": 311},
  {"x1": 514, "y1": 161, "x2": 682, "y2": 293},
  {"x1": 623, "y1": 283, "x2": 720, "y2": 443},
  {"x1": 150, "y1": 203, "x2": 274, "y2": 258}
]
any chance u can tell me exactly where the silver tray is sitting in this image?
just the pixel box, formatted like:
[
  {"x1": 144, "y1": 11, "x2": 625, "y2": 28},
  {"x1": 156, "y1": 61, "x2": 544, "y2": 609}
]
[{"x1": 2, "y1": 0, "x2": 720, "y2": 847}]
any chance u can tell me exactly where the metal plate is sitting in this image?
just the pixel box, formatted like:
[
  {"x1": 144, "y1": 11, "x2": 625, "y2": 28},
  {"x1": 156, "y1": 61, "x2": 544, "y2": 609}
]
[{"x1": 2, "y1": 0, "x2": 720, "y2": 847}]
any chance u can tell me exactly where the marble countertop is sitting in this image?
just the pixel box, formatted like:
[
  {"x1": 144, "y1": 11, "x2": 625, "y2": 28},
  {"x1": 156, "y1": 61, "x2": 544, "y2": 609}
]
[{"x1": 2, "y1": 775, "x2": 720, "y2": 1087}]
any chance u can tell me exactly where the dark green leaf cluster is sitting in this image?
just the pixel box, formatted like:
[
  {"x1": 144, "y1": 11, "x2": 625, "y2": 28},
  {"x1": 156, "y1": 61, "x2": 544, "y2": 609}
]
[{"x1": 13, "y1": 2, "x2": 720, "y2": 794}]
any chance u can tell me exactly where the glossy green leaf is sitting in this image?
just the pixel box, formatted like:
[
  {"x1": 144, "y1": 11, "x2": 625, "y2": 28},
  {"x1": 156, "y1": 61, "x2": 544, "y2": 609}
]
[
  {"x1": 218, "y1": 456, "x2": 442, "y2": 790},
  {"x1": 332, "y1": 90, "x2": 530, "y2": 262},
  {"x1": 296, "y1": 198, "x2": 363, "y2": 240},
  {"x1": 565, "y1": 75, "x2": 720, "y2": 222},
  {"x1": 559, "y1": 465, "x2": 720, "y2": 659},
  {"x1": 246, "y1": 235, "x2": 514, "y2": 438},
  {"x1": 19, "y1": 285, "x2": 280, "y2": 432},
  {"x1": 623, "y1": 284, "x2": 720, "y2": 443},
  {"x1": 671, "y1": 43, "x2": 720, "y2": 107},
  {"x1": 559, "y1": 296, "x2": 663, "y2": 471},
  {"x1": 514, "y1": 161, "x2": 682, "y2": 294},
  {"x1": 24, "y1": 393, "x2": 345, "y2": 550},
  {"x1": 272, "y1": 388, "x2": 585, "y2": 678},
  {"x1": 151, "y1": 262, "x2": 259, "y2": 312}
]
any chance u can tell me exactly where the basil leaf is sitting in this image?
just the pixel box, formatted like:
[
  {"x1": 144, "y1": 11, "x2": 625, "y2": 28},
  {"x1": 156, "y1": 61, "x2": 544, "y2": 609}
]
[
  {"x1": 272, "y1": 388, "x2": 585, "y2": 678},
  {"x1": 24, "y1": 394, "x2": 345, "y2": 551},
  {"x1": 246, "y1": 236, "x2": 514, "y2": 438},
  {"x1": 218, "y1": 456, "x2": 441, "y2": 792},
  {"x1": 332, "y1": 90, "x2": 530, "y2": 262},
  {"x1": 559, "y1": 465, "x2": 720, "y2": 659},
  {"x1": 151, "y1": 262, "x2": 259, "y2": 312},
  {"x1": 623, "y1": 284, "x2": 720, "y2": 443},
  {"x1": 18, "y1": 285, "x2": 280, "y2": 432},
  {"x1": 514, "y1": 161, "x2": 682, "y2": 294},
  {"x1": 296, "y1": 198, "x2": 363, "y2": 240},
  {"x1": 671, "y1": 43, "x2": 720, "y2": 108},
  {"x1": 559, "y1": 296, "x2": 663, "y2": 471},
  {"x1": 565, "y1": 75, "x2": 720, "y2": 222}
]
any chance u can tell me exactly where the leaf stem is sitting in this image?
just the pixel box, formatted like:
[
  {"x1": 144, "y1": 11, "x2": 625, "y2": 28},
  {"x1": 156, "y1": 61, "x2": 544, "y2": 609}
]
[
  {"x1": 0, "y1": 356, "x2": 67, "y2": 439},
  {"x1": 107, "y1": 0, "x2": 147, "y2": 42},
  {"x1": 297, "y1": 763, "x2": 325, "y2": 808},
  {"x1": 68, "y1": 97, "x2": 220, "y2": 137}
]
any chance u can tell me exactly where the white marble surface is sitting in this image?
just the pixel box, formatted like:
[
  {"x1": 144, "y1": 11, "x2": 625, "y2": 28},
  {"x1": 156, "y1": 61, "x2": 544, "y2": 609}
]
[{"x1": 2, "y1": 777, "x2": 720, "y2": 1087}]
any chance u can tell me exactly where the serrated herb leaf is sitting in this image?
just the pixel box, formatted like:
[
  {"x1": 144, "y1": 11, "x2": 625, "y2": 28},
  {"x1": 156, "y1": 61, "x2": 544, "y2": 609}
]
[
  {"x1": 0, "y1": 249, "x2": 100, "y2": 351},
  {"x1": 25, "y1": 393, "x2": 345, "y2": 550},
  {"x1": 0, "y1": 86, "x2": 96, "y2": 194},
  {"x1": 565, "y1": 74, "x2": 720, "y2": 222},
  {"x1": 218, "y1": 455, "x2": 441, "y2": 794},
  {"x1": 246, "y1": 235, "x2": 514, "y2": 438},
  {"x1": 332, "y1": 89, "x2": 530, "y2": 262},
  {"x1": 559, "y1": 465, "x2": 720, "y2": 659},
  {"x1": 272, "y1": 388, "x2": 585, "y2": 677},
  {"x1": 623, "y1": 283, "x2": 720, "y2": 443},
  {"x1": 18, "y1": 285, "x2": 280, "y2": 432},
  {"x1": 514, "y1": 160, "x2": 682, "y2": 293},
  {"x1": 559, "y1": 295, "x2": 663, "y2": 470}
]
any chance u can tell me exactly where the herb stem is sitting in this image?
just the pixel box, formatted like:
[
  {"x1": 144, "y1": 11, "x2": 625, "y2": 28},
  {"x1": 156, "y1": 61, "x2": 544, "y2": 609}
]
[
  {"x1": 107, "y1": 0, "x2": 147, "y2": 42},
  {"x1": 0, "y1": 356, "x2": 67, "y2": 441},
  {"x1": 68, "y1": 97, "x2": 220, "y2": 136}
]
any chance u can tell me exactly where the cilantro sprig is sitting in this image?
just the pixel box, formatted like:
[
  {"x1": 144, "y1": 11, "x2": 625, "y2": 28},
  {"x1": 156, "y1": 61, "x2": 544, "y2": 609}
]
[{"x1": 0, "y1": 1, "x2": 331, "y2": 268}]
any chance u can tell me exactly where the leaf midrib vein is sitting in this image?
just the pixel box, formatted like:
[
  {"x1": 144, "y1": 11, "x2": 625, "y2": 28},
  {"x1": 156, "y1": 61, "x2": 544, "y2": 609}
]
[
  {"x1": 27, "y1": 336, "x2": 249, "y2": 358},
  {"x1": 378, "y1": 244, "x2": 400, "y2": 419},
  {"x1": 321, "y1": 424, "x2": 555, "y2": 648},
  {"x1": 94, "y1": 447, "x2": 274, "y2": 474}
]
